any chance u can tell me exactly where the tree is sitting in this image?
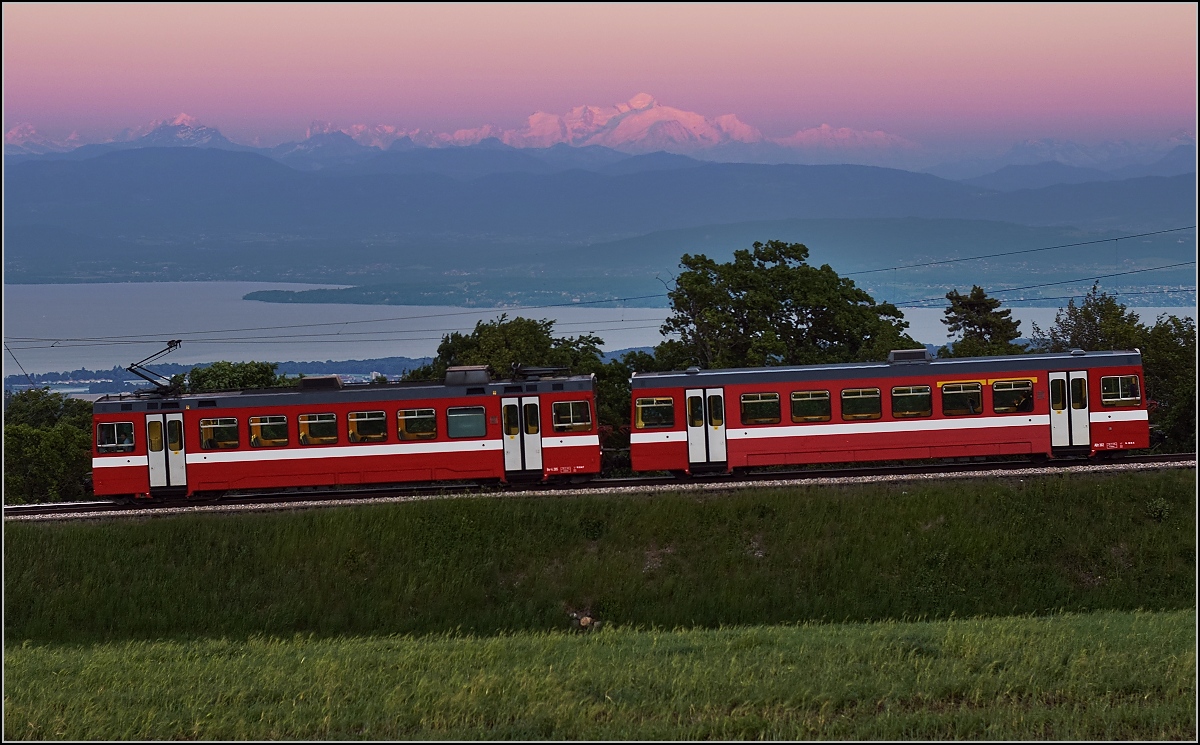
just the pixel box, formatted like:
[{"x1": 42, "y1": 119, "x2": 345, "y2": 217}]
[
  {"x1": 4, "y1": 422, "x2": 92, "y2": 504},
  {"x1": 178, "y1": 361, "x2": 296, "y2": 393},
  {"x1": 1141, "y1": 314, "x2": 1196, "y2": 452},
  {"x1": 938, "y1": 285, "x2": 1026, "y2": 358},
  {"x1": 4, "y1": 387, "x2": 93, "y2": 431},
  {"x1": 659, "y1": 240, "x2": 918, "y2": 368},
  {"x1": 404, "y1": 315, "x2": 604, "y2": 382},
  {"x1": 402, "y1": 314, "x2": 639, "y2": 434},
  {"x1": 3, "y1": 388, "x2": 94, "y2": 503},
  {"x1": 1029, "y1": 283, "x2": 1147, "y2": 352}
]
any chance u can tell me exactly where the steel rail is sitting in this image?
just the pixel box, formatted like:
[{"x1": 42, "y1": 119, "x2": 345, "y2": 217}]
[{"x1": 5, "y1": 452, "x2": 1195, "y2": 519}]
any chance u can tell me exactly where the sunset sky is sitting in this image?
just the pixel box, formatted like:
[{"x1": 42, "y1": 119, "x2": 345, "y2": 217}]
[{"x1": 3, "y1": 3, "x2": 1196, "y2": 151}]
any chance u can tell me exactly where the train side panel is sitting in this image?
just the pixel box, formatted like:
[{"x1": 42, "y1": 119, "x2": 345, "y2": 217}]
[
  {"x1": 628, "y1": 352, "x2": 1150, "y2": 474},
  {"x1": 92, "y1": 411, "x2": 151, "y2": 497}
]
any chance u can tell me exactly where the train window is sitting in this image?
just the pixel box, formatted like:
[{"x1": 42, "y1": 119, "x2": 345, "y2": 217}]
[
  {"x1": 167, "y1": 419, "x2": 183, "y2": 453},
  {"x1": 398, "y1": 409, "x2": 437, "y2": 440},
  {"x1": 941, "y1": 383, "x2": 982, "y2": 417},
  {"x1": 993, "y1": 380, "x2": 1034, "y2": 413},
  {"x1": 1050, "y1": 379, "x2": 1066, "y2": 411},
  {"x1": 635, "y1": 397, "x2": 675, "y2": 429},
  {"x1": 891, "y1": 385, "x2": 932, "y2": 418},
  {"x1": 790, "y1": 391, "x2": 831, "y2": 422},
  {"x1": 348, "y1": 411, "x2": 388, "y2": 443},
  {"x1": 524, "y1": 403, "x2": 540, "y2": 435},
  {"x1": 249, "y1": 415, "x2": 289, "y2": 448},
  {"x1": 97, "y1": 422, "x2": 136, "y2": 453},
  {"x1": 552, "y1": 401, "x2": 592, "y2": 432},
  {"x1": 503, "y1": 404, "x2": 520, "y2": 436},
  {"x1": 447, "y1": 406, "x2": 487, "y2": 438},
  {"x1": 200, "y1": 418, "x2": 240, "y2": 449},
  {"x1": 147, "y1": 420, "x2": 164, "y2": 452},
  {"x1": 840, "y1": 388, "x2": 881, "y2": 421},
  {"x1": 1070, "y1": 378, "x2": 1088, "y2": 409},
  {"x1": 740, "y1": 393, "x2": 781, "y2": 425},
  {"x1": 298, "y1": 413, "x2": 338, "y2": 446},
  {"x1": 1100, "y1": 375, "x2": 1140, "y2": 407},
  {"x1": 707, "y1": 395, "x2": 724, "y2": 427},
  {"x1": 687, "y1": 396, "x2": 704, "y2": 427}
]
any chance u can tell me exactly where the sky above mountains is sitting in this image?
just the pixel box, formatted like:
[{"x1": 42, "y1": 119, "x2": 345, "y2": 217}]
[{"x1": 2, "y1": 3, "x2": 1196, "y2": 161}]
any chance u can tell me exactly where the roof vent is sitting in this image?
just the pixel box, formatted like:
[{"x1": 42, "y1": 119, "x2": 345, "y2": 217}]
[
  {"x1": 510, "y1": 364, "x2": 568, "y2": 380},
  {"x1": 685, "y1": 366, "x2": 701, "y2": 374},
  {"x1": 888, "y1": 349, "x2": 932, "y2": 364},
  {"x1": 298, "y1": 374, "x2": 343, "y2": 390},
  {"x1": 445, "y1": 365, "x2": 492, "y2": 386},
  {"x1": 1070, "y1": 348, "x2": 1086, "y2": 356}
]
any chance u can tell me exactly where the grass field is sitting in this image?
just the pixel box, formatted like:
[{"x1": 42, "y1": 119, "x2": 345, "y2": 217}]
[
  {"x1": 4, "y1": 470, "x2": 1194, "y2": 643},
  {"x1": 5, "y1": 470, "x2": 1195, "y2": 739},
  {"x1": 5, "y1": 610, "x2": 1194, "y2": 740}
]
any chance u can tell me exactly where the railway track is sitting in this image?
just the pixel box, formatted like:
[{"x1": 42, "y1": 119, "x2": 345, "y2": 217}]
[{"x1": 5, "y1": 452, "x2": 1195, "y2": 521}]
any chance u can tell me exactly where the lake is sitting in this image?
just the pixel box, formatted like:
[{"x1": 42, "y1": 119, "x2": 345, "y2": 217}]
[{"x1": 4, "y1": 282, "x2": 1194, "y2": 376}]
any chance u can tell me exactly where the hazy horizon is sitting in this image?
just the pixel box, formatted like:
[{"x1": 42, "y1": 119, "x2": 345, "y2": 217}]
[{"x1": 4, "y1": 3, "x2": 1195, "y2": 161}]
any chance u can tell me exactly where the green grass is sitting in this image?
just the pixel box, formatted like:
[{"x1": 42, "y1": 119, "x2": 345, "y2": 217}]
[
  {"x1": 5, "y1": 610, "x2": 1194, "y2": 740},
  {"x1": 4, "y1": 470, "x2": 1194, "y2": 643}
]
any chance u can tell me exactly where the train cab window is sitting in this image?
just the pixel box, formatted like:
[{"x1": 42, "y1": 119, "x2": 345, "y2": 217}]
[
  {"x1": 740, "y1": 393, "x2": 781, "y2": 425},
  {"x1": 249, "y1": 416, "x2": 289, "y2": 448},
  {"x1": 97, "y1": 422, "x2": 136, "y2": 453},
  {"x1": 841, "y1": 388, "x2": 881, "y2": 421},
  {"x1": 993, "y1": 380, "x2": 1034, "y2": 413},
  {"x1": 891, "y1": 385, "x2": 932, "y2": 418},
  {"x1": 398, "y1": 409, "x2": 437, "y2": 440},
  {"x1": 298, "y1": 413, "x2": 338, "y2": 446},
  {"x1": 1100, "y1": 375, "x2": 1140, "y2": 407},
  {"x1": 942, "y1": 383, "x2": 982, "y2": 417},
  {"x1": 349, "y1": 411, "x2": 388, "y2": 443},
  {"x1": 200, "y1": 418, "x2": 240, "y2": 449},
  {"x1": 636, "y1": 397, "x2": 675, "y2": 429},
  {"x1": 1071, "y1": 378, "x2": 1088, "y2": 409},
  {"x1": 447, "y1": 406, "x2": 487, "y2": 438},
  {"x1": 1050, "y1": 379, "x2": 1066, "y2": 411},
  {"x1": 552, "y1": 401, "x2": 592, "y2": 432},
  {"x1": 791, "y1": 391, "x2": 831, "y2": 422}
]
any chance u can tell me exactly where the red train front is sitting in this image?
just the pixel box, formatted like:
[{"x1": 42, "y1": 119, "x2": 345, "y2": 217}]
[
  {"x1": 92, "y1": 366, "x2": 601, "y2": 500},
  {"x1": 629, "y1": 349, "x2": 1150, "y2": 474}
]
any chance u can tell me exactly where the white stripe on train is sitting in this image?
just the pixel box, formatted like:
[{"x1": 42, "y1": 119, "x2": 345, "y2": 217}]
[
  {"x1": 630, "y1": 410, "x2": 1145, "y2": 445},
  {"x1": 92, "y1": 435, "x2": 600, "y2": 469}
]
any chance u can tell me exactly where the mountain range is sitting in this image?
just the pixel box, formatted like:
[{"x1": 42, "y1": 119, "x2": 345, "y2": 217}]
[{"x1": 6, "y1": 94, "x2": 1193, "y2": 175}]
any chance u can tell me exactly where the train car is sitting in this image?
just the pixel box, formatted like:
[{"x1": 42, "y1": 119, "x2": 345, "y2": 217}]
[
  {"x1": 92, "y1": 366, "x2": 601, "y2": 500},
  {"x1": 629, "y1": 348, "x2": 1149, "y2": 474}
]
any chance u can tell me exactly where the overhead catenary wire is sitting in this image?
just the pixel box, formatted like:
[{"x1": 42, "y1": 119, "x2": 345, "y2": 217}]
[
  {"x1": 3, "y1": 343, "x2": 39, "y2": 387},
  {"x1": 844, "y1": 225, "x2": 1196, "y2": 276},
  {"x1": 5, "y1": 227, "x2": 1196, "y2": 353},
  {"x1": 894, "y1": 261, "x2": 1198, "y2": 307}
]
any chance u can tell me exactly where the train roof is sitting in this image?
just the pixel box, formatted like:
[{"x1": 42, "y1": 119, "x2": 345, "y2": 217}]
[
  {"x1": 93, "y1": 371, "x2": 596, "y2": 414},
  {"x1": 630, "y1": 349, "x2": 1143, "y2": 390}
]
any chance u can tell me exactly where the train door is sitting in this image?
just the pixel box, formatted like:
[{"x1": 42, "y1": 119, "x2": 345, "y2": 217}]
[
  {"x1": 686, "y1": 387, "x2": 727, "y2": 468},
  {"x1": 145, "y1": 413, "x2": 187, "y2": 492},
  {"x1": 1049, "y1": 371, "x2": 1091, "y2": 449},
  {"x1": 502, "y1": 396, "x2": 543, "y2": 476}
]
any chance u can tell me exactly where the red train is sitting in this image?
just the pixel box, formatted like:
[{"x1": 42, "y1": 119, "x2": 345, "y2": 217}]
[
  {"x1": 92, "y1": 365, "x2": 600, "y2": 500},
  {"x1": 629, "y1": 348, "x2": 1148, "y2": 474},
  {"x1": 91, "y1": 349, "x2": 1149, "y2": 500}
]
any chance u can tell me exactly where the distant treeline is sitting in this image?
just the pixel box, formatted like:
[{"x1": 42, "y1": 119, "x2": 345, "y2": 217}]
[{"x1": 3, "y1": 356, "x2": 434, "y2": 391}]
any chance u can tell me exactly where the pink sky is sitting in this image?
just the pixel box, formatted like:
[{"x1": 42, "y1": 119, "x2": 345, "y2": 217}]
[{"x1": 3, "y1": 3, "x2": 1196, "y2": 147}]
